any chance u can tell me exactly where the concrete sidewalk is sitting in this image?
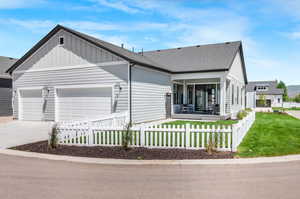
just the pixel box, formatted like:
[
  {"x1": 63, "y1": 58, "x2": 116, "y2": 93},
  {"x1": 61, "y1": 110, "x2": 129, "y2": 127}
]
[{"x1": 286, "y1": 110, "x2": 300, "y2": 119}]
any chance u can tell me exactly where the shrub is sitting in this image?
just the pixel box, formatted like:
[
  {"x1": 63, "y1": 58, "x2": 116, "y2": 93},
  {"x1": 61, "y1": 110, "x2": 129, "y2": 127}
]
[
  {"x1": 237, "y1": 110, "x2": 248, "y2": 120},
  {"x1": 122, "y1": 123, "x2": 132, "y2": 150},
  {"x1": 49, "y1": 123, "x2": 59, "y2": 149},
  {"x1": 245, "y1": 108, "x2": 252, "y2": 112},
  {"x1": 206, "y1": 135, "x2": 216, "y2": 155}
]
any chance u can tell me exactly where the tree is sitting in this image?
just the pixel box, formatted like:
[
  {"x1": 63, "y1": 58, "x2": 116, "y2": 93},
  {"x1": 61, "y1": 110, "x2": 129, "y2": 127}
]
[
  {"x1": 294, "y1": 94, "x2": 300, "y2": 103},
  {"x1": 257, "y1": 94, "x2": 267, "y2": 107},
  {"x1": 277, "y1": 80, "x2": 288, "y2": 102}
]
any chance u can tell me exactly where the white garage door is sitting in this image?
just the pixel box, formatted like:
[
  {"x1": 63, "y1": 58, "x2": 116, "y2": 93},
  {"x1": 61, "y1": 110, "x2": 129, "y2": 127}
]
[
  {"x1": 56, "y1": 87, "x2": 112, "y2": 121},
  {"x1": 19, "y1": 89, "x2": 44, "y2": 121}
]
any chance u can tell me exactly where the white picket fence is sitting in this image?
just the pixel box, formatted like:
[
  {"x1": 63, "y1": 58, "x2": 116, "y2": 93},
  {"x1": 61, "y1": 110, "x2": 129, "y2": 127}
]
[
  {"x1": 58, "y1": 111, "x2": 129, "y2": 127},
  {"x1": 283, "y1": 102, "x2": 300, "y2": 108},
  {"x1": 55, "y1": 111, "x2": 256, "y2": 152}
]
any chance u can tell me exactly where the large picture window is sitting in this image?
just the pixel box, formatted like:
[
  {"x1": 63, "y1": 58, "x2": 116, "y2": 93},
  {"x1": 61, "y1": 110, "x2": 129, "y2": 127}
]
[{"x1": 173, "y1": 84, "x2": 183, "y2": 104}]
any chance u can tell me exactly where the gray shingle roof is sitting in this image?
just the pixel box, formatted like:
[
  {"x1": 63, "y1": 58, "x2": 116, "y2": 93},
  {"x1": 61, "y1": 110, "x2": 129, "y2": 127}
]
[
  {"x1": 246, "y1": 81, "x2": 284, "y2": 95},
  {"x1": 7, "y1": 25, "x2": 246, "y2": 81},
  {"x1": 0, "y1": 56, "x2": 17, "y2": 79},
  {"x1": 142, "y1": 41, "x2": 241, "y2": 73}
]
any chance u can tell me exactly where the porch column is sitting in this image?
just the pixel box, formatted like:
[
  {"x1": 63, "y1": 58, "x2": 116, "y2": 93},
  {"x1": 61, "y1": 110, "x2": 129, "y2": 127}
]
[
  {"x1": 183, "y1": 80, "x2": 187, "y2": 104},
  {"x1": 220, "y1": 77, "x2": 226, "y2": 116}
]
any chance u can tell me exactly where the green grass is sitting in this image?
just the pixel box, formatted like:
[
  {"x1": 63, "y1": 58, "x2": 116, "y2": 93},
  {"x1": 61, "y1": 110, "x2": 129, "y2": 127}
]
[
  {"x1": 163, "y1": 119, "x2": 237, "y2": 127},
  {"x1": 237, "y1": 112, "x2": 300, "y2": 157},
  {"x1": 272, "y1": 107, "x2": 300, "y2": 111}
]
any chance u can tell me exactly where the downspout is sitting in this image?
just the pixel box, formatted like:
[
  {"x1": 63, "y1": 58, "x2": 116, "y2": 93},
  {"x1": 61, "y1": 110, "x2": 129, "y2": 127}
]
[{"x1": 128, "y1": 62, "x2": 135, "y2": 126}]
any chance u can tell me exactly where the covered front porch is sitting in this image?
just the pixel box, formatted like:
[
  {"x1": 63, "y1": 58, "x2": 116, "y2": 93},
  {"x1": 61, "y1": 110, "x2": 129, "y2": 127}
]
[{"x1": 171, "y1": 75, "x2": 229, "y2": 120}]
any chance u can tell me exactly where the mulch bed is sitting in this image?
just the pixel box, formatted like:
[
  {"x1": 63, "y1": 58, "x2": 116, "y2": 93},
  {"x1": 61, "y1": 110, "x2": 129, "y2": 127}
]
[{"x1": 11, "y1": 141, "x2": 235, "y2": 160}]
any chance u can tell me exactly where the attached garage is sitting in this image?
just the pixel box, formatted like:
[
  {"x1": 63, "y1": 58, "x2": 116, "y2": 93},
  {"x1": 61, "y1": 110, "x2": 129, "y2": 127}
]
[
  {"x1": 55, "y1": 86, "x2": 113, "y2": 122},
  {"x1": 19, "y1": 88, "x2": 44, "y2": 121}
]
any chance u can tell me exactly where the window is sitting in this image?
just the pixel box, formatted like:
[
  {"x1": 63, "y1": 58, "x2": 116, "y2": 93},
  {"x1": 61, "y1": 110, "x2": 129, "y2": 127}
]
[
  {"x1": 278, "y1": 98, "x2": 281, "y2": 103},
  {"x1": 187, "y1": 85, "x2": 193, "y2": 104},
  {"x1": 59, "y1": 36, "x2": 64, "y2": 45},
  {"x1": 232, "y1": 84, "x2": 234, "y2": 105},
  {"x1": 173, "y1": 84, "x2": 183, "y2": 104},
  {"x1": 241, "y1": 88, "x2": 243, "y2": 106},
  {"x1": 255, "y1": 85, "x2": 268, "y2": 91},
  {"x1": 237, "y1": 86, "x2": 239, "y2": 105}
]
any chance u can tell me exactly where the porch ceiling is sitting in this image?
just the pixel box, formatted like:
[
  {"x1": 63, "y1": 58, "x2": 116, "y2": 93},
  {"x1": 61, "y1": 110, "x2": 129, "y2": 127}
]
[{"x1": 173, "y1": 78, "x2": 220, "y2": 84}]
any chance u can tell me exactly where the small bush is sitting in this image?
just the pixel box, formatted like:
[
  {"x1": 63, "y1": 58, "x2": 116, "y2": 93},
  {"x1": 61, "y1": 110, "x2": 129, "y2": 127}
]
[
  {"x1": 206, "y1": 137, "x2": 216, "y2": 155},
  {"x1": 245, "y1": 108, "x2": 252, "y2": 112},
  {"x1": 237, "y1": 110, "x2": 248, "y2": 120},
  {"x1": 49, "y1": 123, "x2": 59, "y2": 149},
  {"x1": 122, "y1": 123, "x2": 132, "y2": 150}
]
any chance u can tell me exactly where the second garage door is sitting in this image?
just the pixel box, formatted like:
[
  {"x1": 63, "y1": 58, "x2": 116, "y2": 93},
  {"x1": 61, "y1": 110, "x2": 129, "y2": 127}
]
[{"x1": 56, "y1": 87, "x2": 112, "y2": 121}]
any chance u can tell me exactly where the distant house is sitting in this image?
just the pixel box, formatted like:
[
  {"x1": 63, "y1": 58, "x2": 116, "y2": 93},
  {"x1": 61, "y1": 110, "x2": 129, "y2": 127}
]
[
  {"x1": 287, "y1": 85, "x2": 300, "y2": 98},
  {"x1": 246, "y1": 81, "x2": 284, "y2": 108},
  {"x1": 0, "y1": 56, "x2": 17, "y2": 116},
  {"x1": 6, "y1": 25, "x2": 247, "y2": 123}
]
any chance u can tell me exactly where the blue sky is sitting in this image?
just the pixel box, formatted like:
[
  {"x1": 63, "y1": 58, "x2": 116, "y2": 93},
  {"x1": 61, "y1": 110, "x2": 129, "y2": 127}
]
[{"x1": 0, "y1": 0, "x2": 300, "y2": 85}]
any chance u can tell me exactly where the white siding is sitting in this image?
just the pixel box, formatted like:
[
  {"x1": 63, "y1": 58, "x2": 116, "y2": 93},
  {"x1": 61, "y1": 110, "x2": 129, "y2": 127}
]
[
  {"x1": 131, "y1": 65, "x2": 172, "y2": 123},
  {"x1": 246, "y1": 92, "x2": 256, "y2": 109},
  {"x1": 12, "y1": 29, "x2": 129, "y2": 121},
  {"x1": 256, "y1": 94, "x2": 283, "y2": 108},
  {"x1": 227, "y1": 51, "x2": 246, "y2": 117},
  {"x1": 229, "y1": 51, "x2": 245, "y2": 83},
  {"x1": 15, "y1": 30, "x2": 122, "y2": 72}
]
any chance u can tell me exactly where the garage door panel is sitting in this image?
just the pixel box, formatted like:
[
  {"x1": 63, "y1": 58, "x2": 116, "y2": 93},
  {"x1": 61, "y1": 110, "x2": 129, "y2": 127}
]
[
  {"x1": 56, "y1": 87, "x2": 112, "y2": 121},
  {"x1": 19, "y1": 89, "x2": 43, "y2": 121}
]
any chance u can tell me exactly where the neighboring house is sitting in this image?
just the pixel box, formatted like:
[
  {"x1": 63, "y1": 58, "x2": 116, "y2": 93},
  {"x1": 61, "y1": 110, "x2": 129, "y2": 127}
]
[
  {"x1": 6, "y1": 25, "x2": 247, "y2": 123},
  {"x1": 0, "y1": 56, "x2": 17, "y2": 116},
  {"x1": 246, "y1": 81, "x2": 284, "y2": 108},
  {"x1": 287, "y1": 85, "x2": 300, "y2": 98}
]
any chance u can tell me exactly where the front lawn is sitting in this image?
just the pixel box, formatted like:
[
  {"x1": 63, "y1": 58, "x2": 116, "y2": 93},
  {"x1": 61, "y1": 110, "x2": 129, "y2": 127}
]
[
  {"x1": 272, "y1": 107, "x2": 300, "y2": 111},
  {"x1": 237, "y1": 112, "x2": 300, "y2": 157},
  {"x1": 164, "y1": 119, "x2": 237, "y2": 126}
]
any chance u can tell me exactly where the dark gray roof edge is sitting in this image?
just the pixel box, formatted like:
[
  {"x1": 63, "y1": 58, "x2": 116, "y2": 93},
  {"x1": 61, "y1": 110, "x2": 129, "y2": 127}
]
[
  {"x1": 143, "y1": 41, "x2": 242, "y2": 53},
  {"x1": 6, "y1": 25, "x2": 247, "y2": 77},
  {"x1": 6, "y1": 25, "x2": 172, "y2": 74}
]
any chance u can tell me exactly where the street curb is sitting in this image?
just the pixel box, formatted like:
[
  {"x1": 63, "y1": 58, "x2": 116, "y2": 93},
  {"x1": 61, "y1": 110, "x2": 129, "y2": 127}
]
[{"x1": 1, "y1": 149, "x2": 300, "y2": 165}]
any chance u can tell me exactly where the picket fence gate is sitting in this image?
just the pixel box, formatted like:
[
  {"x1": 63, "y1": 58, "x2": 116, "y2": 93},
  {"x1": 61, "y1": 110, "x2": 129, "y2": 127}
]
[{"x1": 55, "y1": 111, "x2": 256, "y2": 152}]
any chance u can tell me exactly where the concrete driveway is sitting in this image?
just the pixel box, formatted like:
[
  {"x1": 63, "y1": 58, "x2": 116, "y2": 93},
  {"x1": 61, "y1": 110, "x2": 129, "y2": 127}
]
[
  {"x1": 0, "y1": 120, "x2": 51, "y2": 149},
  {"x1": 0, "y1": 154, "x2": 300, "y2": 199}
]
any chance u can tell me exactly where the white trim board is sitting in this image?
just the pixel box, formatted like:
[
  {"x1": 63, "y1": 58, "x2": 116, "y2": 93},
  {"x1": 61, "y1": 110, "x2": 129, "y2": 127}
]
[
  {"x1": 13, "y1": 61, "x2": 128, "y2": 74},
  {"x1": 17, "y1": 86, "x2": 44, "y2": 91}
]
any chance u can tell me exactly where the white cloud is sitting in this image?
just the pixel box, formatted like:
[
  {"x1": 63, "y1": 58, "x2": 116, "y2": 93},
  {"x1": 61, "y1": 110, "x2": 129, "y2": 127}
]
[
  {"x1": 286, "y1": 31, "x2": 300, "y2": 39},
  {"x1": 0, "y1": 0, "x2": 45, "y2": 9},
  {"x1": 91, "y1": 0, "x2": 140, "y2": 13}
]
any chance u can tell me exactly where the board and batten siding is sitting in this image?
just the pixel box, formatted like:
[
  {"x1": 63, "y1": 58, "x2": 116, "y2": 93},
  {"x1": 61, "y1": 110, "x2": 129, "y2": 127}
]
[
  {"x1": 131, "y1": 65, "x2": 172, "y2": 124},
  {"x1": 12, "y1": 29, "x2": 129, "y2": 120},
  {"x1": 15, "y1": 29, "x2": 122, "y2": 72}
]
